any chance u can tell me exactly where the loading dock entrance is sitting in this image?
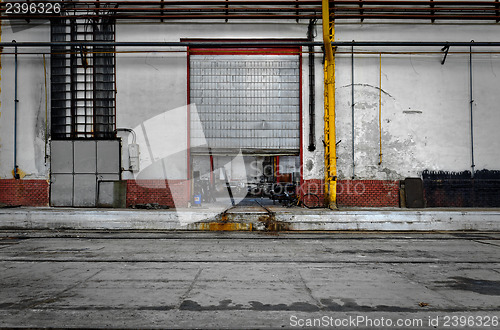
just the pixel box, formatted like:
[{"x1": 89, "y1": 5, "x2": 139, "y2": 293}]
[{"x1": 188, "y1": 46, "x2": 302, "y2": 207}]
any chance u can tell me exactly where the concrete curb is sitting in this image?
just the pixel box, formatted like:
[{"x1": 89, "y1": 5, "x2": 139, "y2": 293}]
[
  {"x1": 279, "y1": 210, "x2": 500, "y2": 231},
  {"x1": 0, "y1": 208, "x2": 219, "y2": 230},
  {"x1": 0, "y1": 207, "x2": 499, "y2": 231}
]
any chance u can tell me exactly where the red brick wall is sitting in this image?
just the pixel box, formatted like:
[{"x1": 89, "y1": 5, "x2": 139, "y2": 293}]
[
  {"x1": 300, "y1": 179, "x2": 400, "y2": 208},
  {"x1": 338, "y1": 180, "x2": 400, "y2": 207},
  {"x1": 299, "y1": 179, "x2": 325, "y2": 196},
  {"x1": 0, "y1": 178, "x2": 399, "y2": 208},
  {"x1": 0, "y1": 179, "x2": 49, "y2": 206},
  {"x1": 126, "y1": 180, "x2": 189, "y2": 208}
]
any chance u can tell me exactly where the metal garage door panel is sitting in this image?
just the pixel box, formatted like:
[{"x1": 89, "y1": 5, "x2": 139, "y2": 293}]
[
  {"x1": 74, "y1": 141, "x2": 96, "y2": 174},
  {"x1": 51, "y1": 141, "x2": 73, "y2": 174},
  {"x1": 97, "y1": 140, "x2": 120, "y2": 174},
  {"x1": 50, "y1": 174, "x2": 73, "y2": 206},
  {"x1": 190, "y1": 54, "x2": 300, "y2": 154},
  {"x1": 97, "y1": 179, "x2": 126, "y2": 208},
  {"x1": 73, "y1": 174, "x2": 97, "y2": 207},
  {"x1": 51, "y1": 140, "x2": 120, "y2": 207}
]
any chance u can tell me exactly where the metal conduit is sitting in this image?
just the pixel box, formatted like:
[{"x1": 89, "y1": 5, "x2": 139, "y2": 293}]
[
  {"x1": 470, "y1": 41, "x2": 475, "y2": 179},
  {"x1": 4, "y1": 41, "x2": 500, "y2": 48},
  {"x1": 351, "y1": 44, "x2": 355, "y2": 179},
  {"x1": 13, "y1": 40, "x2": 19, "y2": 179},
  {"x1": 307, "y1": 19, "x2": 316, "y2": 152},
  {"x1": 378, "y1": 53, "x2": 382, "y2": 166}
]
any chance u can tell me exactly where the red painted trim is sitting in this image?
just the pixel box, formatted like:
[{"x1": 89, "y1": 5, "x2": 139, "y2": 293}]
[
  {"x1": 189, "y1": 47, "x2": 300, "y2": 56},
  {"x1": 181, "y1": 38, "x2": 306, "y2": 56},
  {"x1": 186, "y1": 47, "x2": 192, "y2": 200},
  {"x1": 185, "y1": 41, "x2": 303, "y2": 198},
  {"x1": 182, "y1": 38, "x2": 307, "y2": 42},
  {"x1": 299, "y1": 50, "x2": 304, "y2": 193}
]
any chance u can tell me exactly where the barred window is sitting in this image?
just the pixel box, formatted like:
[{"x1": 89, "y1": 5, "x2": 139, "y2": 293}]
[{"x1": 51, "y1": 16, "x2": 116, "y2": 139}]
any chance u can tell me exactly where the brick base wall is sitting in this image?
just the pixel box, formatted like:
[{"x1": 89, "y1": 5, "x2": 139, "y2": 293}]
[
  {"x1": 338, "y1": 180, "x2": 400, "y2": 207},
  {"x1": 300, "y1": 179, "x2": 400, "y2": 208},
  {"x1": 299, "y1": 179, "x2": 325, "y2": 196},
  {"x1": 0, "y1": 178, "x2": 399, "y2": 208},
  {"x1": 126, "y1": 180, "x2": 189, "y2": 208},
  {"x1": 0, "y1": 179, "x2": 49, "y2": 206}
]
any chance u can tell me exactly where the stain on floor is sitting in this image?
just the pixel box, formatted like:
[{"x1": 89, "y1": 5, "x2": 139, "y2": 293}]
[{"x1": 442, "y1": 277, "x2": 500, "y2": 296}]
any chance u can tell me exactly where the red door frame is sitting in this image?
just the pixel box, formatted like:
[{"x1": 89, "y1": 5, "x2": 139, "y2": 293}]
[{"x1": 186, "y1": 40, "x2": 304, "y2": 199}]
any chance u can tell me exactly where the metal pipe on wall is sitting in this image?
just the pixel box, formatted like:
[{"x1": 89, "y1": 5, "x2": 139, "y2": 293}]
[
  {"x1": 43, "y1": 54, "x2": 48, "y2": 164},
  {"x1": 13, "y1": 40, "x2": 19, "y2": 179},
  {"x1": 351, "y1": 43, "x2": 355, "y2": 178},
  {"x1": 3, "y1": 41, "x2": 500, "y2": 48},
  {"x1": 378, "y1": 53, "x2": 383, "y2": 166},
  {"x1": 470, "y1": 40, "x2": 475, "y2": 178},
  {"x1": 307, "y1": 19, "x2": 316, "y2": 152}
]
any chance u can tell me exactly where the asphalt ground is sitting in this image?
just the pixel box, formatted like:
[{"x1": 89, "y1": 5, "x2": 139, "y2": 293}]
[{"x1": 1, "y1": 231, "x2": 499, "y2": 329}]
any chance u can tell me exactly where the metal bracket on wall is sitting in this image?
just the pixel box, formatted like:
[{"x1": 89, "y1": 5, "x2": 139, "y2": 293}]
[
  {"x1": 441, "y1": 44, "x2": 450, "y2": 65},
  {"x1": 496, "y1": 0, "x2": 500, "y2": 23}
]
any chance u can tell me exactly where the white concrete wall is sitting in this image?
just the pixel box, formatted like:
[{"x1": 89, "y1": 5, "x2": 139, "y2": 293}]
[
  {"x1": 334, "y1": 25, "x2": 500, "y2": 180},
  {"x1": 0, "y1": 22, "x2": 50, "y2": 179},
  {"x1": 1, "y1": 20, "x2": 499, "y2": 183}
]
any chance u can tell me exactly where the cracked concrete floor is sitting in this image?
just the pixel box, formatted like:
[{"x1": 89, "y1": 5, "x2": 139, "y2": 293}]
[{"x1": 0, "y1": 231, "x2": 499, "y2": 329}]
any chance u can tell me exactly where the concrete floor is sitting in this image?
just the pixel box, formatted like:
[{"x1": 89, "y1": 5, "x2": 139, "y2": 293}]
[{"x1": 1, "y1": 231, "x2": 499, "y2": 329}]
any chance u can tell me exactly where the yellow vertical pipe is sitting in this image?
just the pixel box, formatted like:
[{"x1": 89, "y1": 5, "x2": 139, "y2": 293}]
[{"x1": 322, "y1": 0, "x2": 337, "y2": 209}]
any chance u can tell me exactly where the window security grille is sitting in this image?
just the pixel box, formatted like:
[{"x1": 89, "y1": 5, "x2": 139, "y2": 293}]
[{"x1": 51, "y1": 15, "x2": 116, "y2": 139}]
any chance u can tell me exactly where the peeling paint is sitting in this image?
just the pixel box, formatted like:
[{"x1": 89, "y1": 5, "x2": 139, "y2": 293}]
[
  {"x1": 34, "y1": 72, "x2": 47, "y2": 174},
  {"x1": 336, "y1": 84, "x2": 426, "y2": 180}
]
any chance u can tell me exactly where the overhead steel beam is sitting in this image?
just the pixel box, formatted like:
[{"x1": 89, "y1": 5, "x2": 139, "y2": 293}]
[{"x1": 2, "y1": 0, "x2": 500, "y2": 22}]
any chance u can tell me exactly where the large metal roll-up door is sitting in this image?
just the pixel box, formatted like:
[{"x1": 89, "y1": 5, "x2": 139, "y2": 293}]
[{"x1": 190, "y1": 53, "x2": 300, "y2": 155}]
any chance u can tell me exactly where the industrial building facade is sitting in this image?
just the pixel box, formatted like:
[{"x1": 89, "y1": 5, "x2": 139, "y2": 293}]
[{"x1": 1, "y1": 1, "x2": 500, "y2": 209}]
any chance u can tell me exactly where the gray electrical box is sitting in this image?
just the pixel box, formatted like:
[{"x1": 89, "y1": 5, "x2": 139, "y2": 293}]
[{"x1": 128, "y1": 143, "x2": 140, "y2": 172}]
